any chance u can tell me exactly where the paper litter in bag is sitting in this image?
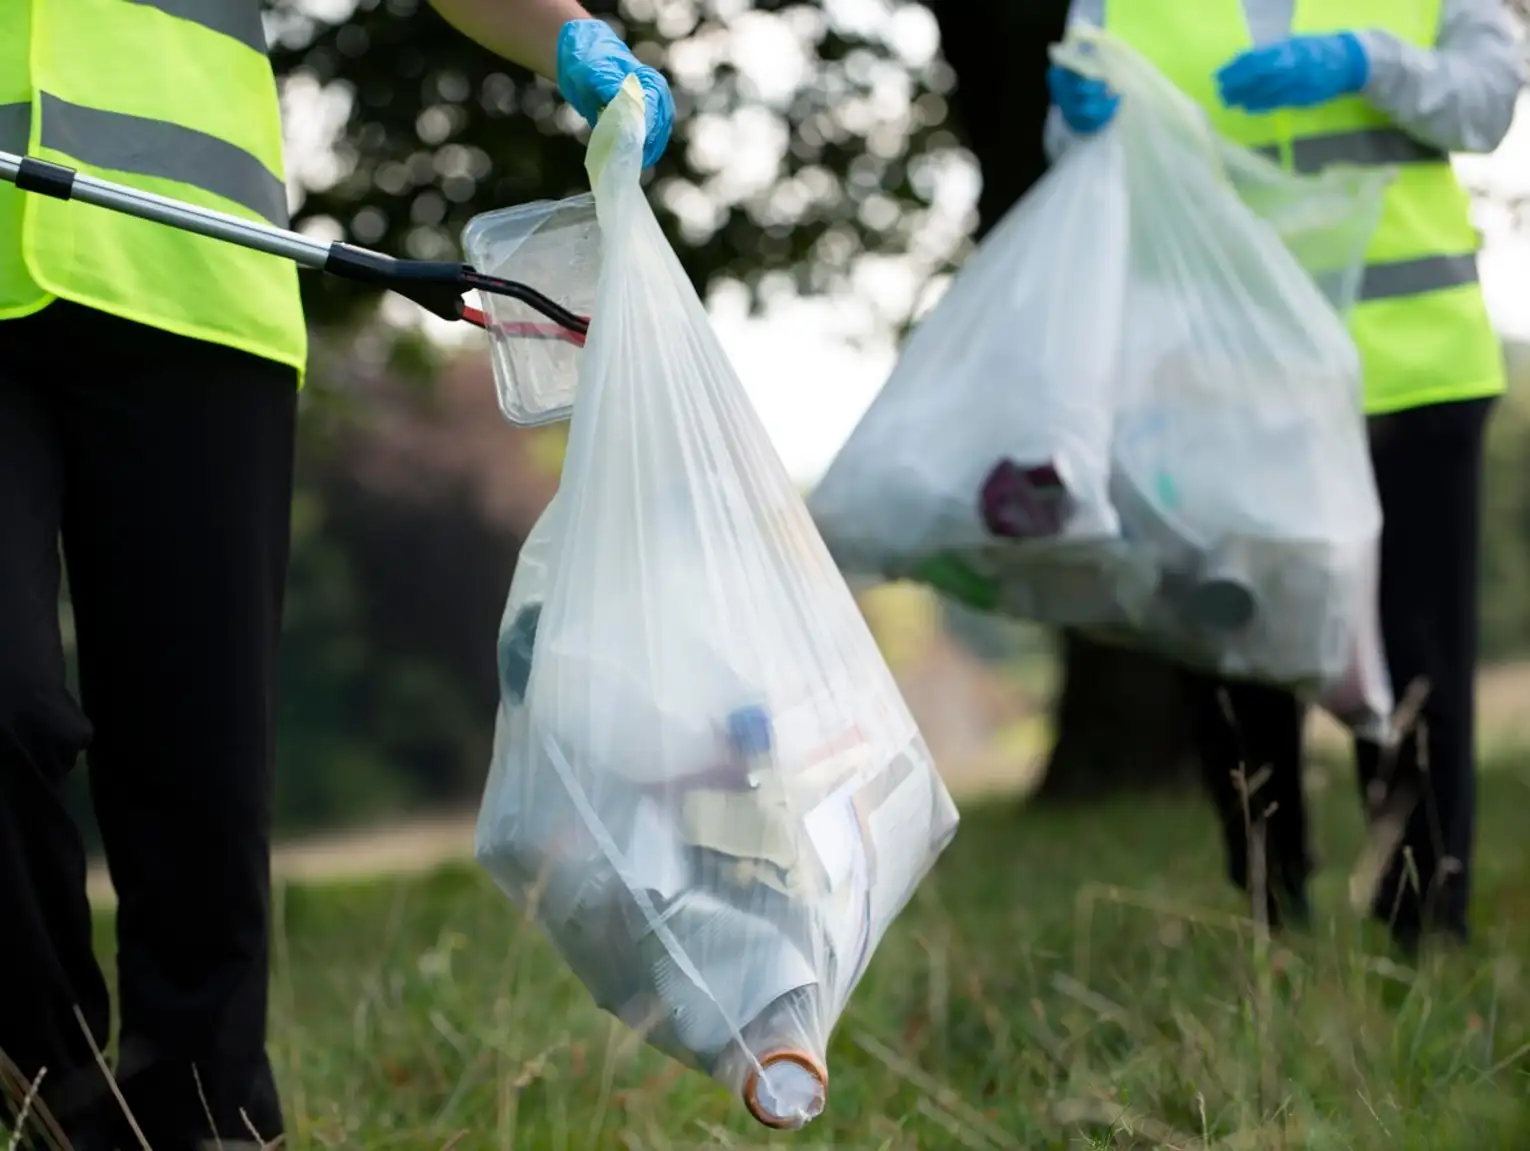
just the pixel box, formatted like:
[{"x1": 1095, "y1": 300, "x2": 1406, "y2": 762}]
[
  {"x1": 473, "y1": 76, "x2": 959, "y2": 1130},
  {"x1": 809, "y1": 28, "x2": 1394, "y2": 737}
]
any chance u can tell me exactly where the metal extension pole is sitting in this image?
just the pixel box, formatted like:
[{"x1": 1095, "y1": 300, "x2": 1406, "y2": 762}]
[
  {"x1": 0, "y1": 149, "x2": 331, "y2": 269},
  {"x1": 0, "y1": 149, "x2": 589, "y2": 337}
]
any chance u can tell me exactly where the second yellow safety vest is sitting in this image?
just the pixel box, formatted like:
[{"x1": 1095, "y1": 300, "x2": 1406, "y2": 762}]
[
  {"x1": 0, "y1": 0, "x2": 307, "y2": 377},
  {"x1": 1106, "y1": 0, "x2": 1505, "y2": 415}
]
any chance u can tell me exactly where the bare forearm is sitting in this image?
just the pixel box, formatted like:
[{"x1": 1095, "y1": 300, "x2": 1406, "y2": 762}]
[{"x1": 427, "y1": 0, "x2": 593, "y2": 81}]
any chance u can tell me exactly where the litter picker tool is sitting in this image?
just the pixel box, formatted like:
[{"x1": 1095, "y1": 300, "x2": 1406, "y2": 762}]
[{"x1": 0, "y1": 150, "x2": 589, "y2": 346}]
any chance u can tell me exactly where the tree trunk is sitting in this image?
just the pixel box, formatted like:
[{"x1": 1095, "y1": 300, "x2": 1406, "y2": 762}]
[
  {"x1": 931, "y1": 0, "x2": 1061, "y2": 239},
  {"x1": 933, "y1": 0, "x2": 1199, "y2": 801},
  {"x1": 1034, "y1": 634, "x2": 1200, "y2": 800}
]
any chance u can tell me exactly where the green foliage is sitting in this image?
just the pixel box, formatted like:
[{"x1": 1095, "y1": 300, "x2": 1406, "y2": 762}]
[
  {"x1": 233, "y1": 0, "x2": 1058, "y2": 832},
  {"x1": 273, "y1": 482, "x2": 426, "y2": 831},
  {"x1": 34, "y1": 765, "x2": 1530, "y2": 1148},
  {"x1": 266, "y1": 0, "x2": 971, "y2": 330},
  {"x1": 271, "y1": 380, "x2": 518, "y2": 828},
  {"x1": 1478, "y1": 348, "x2": 1530, "y2": 660},
  {"x1": 232, "y1": 4, "x2": 1530, "y2": 830}
]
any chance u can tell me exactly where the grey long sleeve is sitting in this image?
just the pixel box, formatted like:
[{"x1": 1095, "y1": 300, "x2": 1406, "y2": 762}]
[
  {"x1": 1356, "y1": 0, "x2": 1525, "y2": 155},
  {"x1": 1043, "y1": 0, "x2": 1526, "y2": 161}
]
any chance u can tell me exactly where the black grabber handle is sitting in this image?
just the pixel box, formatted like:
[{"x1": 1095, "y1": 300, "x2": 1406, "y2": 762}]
[{"x1": 0, "y1": 150, "x2": 588, "y2": 343}]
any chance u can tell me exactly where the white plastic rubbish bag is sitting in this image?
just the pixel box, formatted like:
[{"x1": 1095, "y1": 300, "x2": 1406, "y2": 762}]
[
  {"x1": 473, "y1": 76, "x2": 959, "y2": 1130},
  {"x1": 810, "y1": 27, "x2": 1394, "y2": 736},
  {"x1": 1068, "y1": 29, "x2": 1393, "y2": 734},
  {"x1": 809, "y1": 111, "x2": 1151, "y2": 628}
]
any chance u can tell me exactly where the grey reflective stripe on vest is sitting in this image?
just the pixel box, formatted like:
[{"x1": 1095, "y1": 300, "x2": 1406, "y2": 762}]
[
  {"x1": 1253, "y1": 127, "x2": 1447, "y2": 174},
  {"x1": 1245, "y1": 128, "x2": 1477, "y2": 303},
  {"x1": 0, "y1": 101, "x2": 26, "y2": 152},
  {"x1": 127, "y1": 0, "x2": 268, "y2": 54},
  {"x1": 0, "y1": 97, "x2": 287, "y2": 227},
  {"x1": 1293, "y1": 128, "x2": 1446, "y2": 173},
  {"x1": 1358, "y1": 253, "x2": 1480, "y2": 302}
]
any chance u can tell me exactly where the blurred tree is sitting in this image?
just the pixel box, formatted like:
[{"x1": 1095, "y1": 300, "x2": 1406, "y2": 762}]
[
  {"x1": 264, "y1": 0, "x2": 1201, "y2": 806},
  {"x1": 1478, "y1": 376, "x2": 1530, "y2": 660},
  {"x1": 271, "y1": 336, "x2": 540, "y2": 824},
  {"x1": 311, "y1": 460, "x2": 517, "y2": 801},
  {"x1": 273, "y1": 480, "x2": 426, "y2": 829},
  {"x1": 262, "y1": 0, "x2": 1526, "y2": 822},
  {"x1": 257, "y1": 0, "x2": 988, "y2": 824},
  {"x1": 267, "y1": 0, "x2": 971, "y2": 334}
]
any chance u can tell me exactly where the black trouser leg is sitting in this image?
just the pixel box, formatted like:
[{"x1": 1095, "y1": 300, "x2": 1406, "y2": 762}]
[
  {"x1": 2, "y1": 301, "x2": 298, "y2": 1149},
  {"x1": 1184, "y1": 671, "x2": 1311, "y2": 926},
  {"x1": 0, "y1": 314, "x2": 115, "y2": 1145},
  {"x1": 1355, "y1": 397, "x2": 1492, "y2": 949},
  {"x1": 62, "y1": 303, "x2": 298, "y2": 1148}
]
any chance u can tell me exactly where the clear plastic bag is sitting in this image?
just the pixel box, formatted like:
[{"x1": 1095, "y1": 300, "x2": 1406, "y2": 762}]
[
  {"x1": 462, "y1": 193, "x2": 599, "y2": 426},
  {"x1": 808, "y1": 119, "x2": 1155, "y2": 628},
  {"x1": 1061, "y1": 28, "x2": 1394, "y2": 735},
  {"x1": 810, "y1": 27, "x2": 1395, "y2": 736},
  {"x1": 473, "y1": 77, "x2": 958, "y2": 1129}
]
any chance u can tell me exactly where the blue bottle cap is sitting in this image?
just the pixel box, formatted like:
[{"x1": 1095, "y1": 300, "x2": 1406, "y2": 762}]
[{"x1": 727, "y1": 705, "x2": 773, "y2": 757}]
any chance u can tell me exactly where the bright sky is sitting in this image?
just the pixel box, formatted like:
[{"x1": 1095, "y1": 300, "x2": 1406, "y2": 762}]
[
  {"x1": 730, "y1": 94, "x2": 1530, "y2": 484},
  {"x1": 279, "y1": 4, "x2": 1530, "y2": 486}
]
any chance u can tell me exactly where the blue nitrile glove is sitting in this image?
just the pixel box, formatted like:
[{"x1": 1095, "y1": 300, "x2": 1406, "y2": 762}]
[
  {"x1": 1216, "y1": 33, "x2": 1370, "y2": 113},
  {"x1": 556, "y1": 19, "x2": 674, "y2": 168},
  {"x1": 1046, "y1": 64, "x2": 1120, "y2": 135}
]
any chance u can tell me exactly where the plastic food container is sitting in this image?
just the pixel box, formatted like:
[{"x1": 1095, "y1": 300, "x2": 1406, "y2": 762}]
[{"x1": 461, "y1": 193, "x2": 600, "y2": 426}]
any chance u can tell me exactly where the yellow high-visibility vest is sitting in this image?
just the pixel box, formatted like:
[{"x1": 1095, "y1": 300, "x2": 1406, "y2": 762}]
[
  {"x1": 1107, "y1": 0, "x2": 1506, "y2": 415},
  {"x1": 0, "y1": 0, "x2": 307, "y2": 377}
]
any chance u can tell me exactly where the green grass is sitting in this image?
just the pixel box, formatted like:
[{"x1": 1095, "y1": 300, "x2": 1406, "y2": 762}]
[{"x1": 15, "y1": 769, "x2": 1530, "y2": 1149}]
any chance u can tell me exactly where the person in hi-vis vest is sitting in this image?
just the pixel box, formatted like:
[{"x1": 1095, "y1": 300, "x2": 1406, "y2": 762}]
[
  {"x1": 1045, "y1": 0, "x2": 1524, "y2": 952},
  {"x1": 0, "y1": 3, "x2": 672, "y2": 1148}
]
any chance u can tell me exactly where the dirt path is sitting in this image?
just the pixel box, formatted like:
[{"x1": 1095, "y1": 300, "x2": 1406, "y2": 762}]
[
  {"x1": 83, "y1": 758, "x2": 1038, "y2": 909},
  {"x1": 85, "y1": 813, "x2": 482, "y2": 908},
  {"x1": 83, "y1": 663, "x2": 1530, "y2": 908}
]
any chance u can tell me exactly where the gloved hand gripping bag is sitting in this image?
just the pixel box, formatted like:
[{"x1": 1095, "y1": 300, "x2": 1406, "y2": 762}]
[{"x1": 472, "y1": 77, "x2": 959, "y2": 1130}]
